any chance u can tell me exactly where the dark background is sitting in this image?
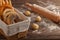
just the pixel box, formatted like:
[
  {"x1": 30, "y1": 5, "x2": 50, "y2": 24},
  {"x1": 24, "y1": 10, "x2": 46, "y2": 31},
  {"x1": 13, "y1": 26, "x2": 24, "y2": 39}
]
[{"x1": 11, "y1": 0, "x2": 60, "y2": 8}]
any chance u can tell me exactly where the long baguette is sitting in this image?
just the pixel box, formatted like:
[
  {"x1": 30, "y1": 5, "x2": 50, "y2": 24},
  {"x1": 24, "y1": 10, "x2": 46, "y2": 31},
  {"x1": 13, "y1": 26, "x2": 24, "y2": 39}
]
[{"x1": 25, "y1": 3, "x2": 60, "y2": 23}]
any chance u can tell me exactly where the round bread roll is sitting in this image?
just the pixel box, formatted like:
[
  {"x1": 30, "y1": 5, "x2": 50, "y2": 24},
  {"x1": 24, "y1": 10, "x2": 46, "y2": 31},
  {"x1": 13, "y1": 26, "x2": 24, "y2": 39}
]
[
  {"x1": 31, "y1": 23, "x2": 39, "y2": 30},
  {"x1": 2, "y1": 8, "x2": 22, "y2": 25},
  {"x1": 24, "y1": 11, "x2": 31, "y2": 16},
  {"x1": 6, "y1": 12, "x2": 18, "y2": 24},
  {"x1": 6, "y1": 13, "x2": 16, "y2": 24},
  {"x1": 35, "y1": 16, "x2": 41, "y2": 22}
]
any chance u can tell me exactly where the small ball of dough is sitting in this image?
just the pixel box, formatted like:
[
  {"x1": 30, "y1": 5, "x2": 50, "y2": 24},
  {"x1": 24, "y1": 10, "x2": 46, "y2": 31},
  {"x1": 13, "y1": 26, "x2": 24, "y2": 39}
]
[
  {"x1": 24, "y1": 11, "x2": 31, "y2": 16},
  {"x1": 35, "y1": 16, "x2": 41, "y2": 22},
  {"x1": 31, "y1": 23, "x2": 39, "y2": 30}
]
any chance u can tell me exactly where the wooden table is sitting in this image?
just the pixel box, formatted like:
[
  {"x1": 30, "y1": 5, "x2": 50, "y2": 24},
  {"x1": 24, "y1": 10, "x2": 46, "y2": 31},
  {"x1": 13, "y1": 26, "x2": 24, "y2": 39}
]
[
  {"x1": 18, "y1": 8, "x2": 60, "y2": 40},
  {"x1": 0, "y1": 8, "x2": 60, "y2": 40}
]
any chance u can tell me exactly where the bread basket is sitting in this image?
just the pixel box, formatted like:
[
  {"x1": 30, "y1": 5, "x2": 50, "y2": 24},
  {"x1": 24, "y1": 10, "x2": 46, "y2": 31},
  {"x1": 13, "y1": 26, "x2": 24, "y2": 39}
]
[{"x1": 0, "y1": 8, "x2": 31, "y2": 40}]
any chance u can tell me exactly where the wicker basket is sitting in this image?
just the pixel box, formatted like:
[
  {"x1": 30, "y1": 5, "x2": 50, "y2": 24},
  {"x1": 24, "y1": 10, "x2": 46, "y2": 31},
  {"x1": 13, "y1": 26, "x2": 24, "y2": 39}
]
[{"x1": 0, "y1": 8, "x2": 31, "y2": 40}]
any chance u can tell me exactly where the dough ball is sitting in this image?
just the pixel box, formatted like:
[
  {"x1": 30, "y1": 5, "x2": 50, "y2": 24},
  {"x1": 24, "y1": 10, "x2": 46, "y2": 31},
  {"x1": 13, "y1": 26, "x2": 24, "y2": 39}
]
[
  {"x1": 35, "y1": 16, "x2": 41, "y2": 22},
  {"x1": 24, "y1": 11, "x2": 31, "y2": 16},
  {"x1": 31, "y1": 23, "x2": 39, "y2": 30}
]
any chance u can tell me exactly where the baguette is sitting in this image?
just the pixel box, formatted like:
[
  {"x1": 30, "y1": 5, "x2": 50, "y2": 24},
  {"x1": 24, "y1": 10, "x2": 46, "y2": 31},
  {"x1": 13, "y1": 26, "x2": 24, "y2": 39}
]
[
  {"x1": 0, "y1": 0, "x2": 3, "y2": 6},
  {"x1": 0, "y1": 0, "x2": 13, "y2": 16},
  {"x1": 2, "y1": 0, "x2": 5, "y2": 5},
  {"x1": 25, "y1": 3, "x2": 60, "y2": 23}
]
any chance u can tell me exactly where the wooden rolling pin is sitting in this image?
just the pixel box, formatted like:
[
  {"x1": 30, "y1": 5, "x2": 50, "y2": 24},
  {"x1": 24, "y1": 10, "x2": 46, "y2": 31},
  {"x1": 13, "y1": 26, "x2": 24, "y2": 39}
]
[{"x1": 25, "y1": 3, "x2": 60, "y2": 23}]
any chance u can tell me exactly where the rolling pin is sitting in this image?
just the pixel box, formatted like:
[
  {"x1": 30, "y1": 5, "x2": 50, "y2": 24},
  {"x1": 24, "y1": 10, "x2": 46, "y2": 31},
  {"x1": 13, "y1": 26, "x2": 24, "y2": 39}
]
[{"x1": 25, "y1": 3, "x2": 60, "y2": 23}]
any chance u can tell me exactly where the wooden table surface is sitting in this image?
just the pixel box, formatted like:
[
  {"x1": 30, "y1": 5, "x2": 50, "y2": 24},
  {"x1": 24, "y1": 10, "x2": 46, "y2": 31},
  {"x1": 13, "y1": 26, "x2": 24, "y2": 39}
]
[
  {"x1": 0, "y1": 7, "x2": 60, "y2": 40},
  {"x1": 18, "y1": 7, "x2": 60, "y2": 40}
]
